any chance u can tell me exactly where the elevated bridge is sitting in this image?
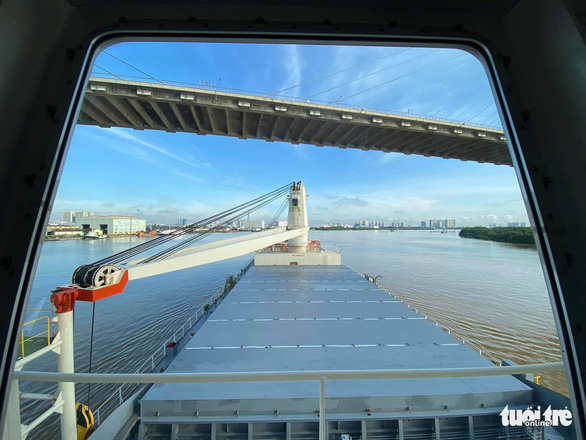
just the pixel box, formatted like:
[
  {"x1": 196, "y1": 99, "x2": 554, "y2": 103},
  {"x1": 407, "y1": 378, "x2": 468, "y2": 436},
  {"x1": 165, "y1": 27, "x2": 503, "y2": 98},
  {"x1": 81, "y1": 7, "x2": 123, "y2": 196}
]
[{"x1": 80, "y1": 78, "x2": 511, "y2": 166}]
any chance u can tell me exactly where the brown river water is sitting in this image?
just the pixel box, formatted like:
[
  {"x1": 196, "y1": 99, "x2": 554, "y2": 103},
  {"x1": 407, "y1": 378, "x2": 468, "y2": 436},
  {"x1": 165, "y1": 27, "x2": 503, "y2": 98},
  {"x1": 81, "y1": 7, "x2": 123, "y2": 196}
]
[{"x1": 19, "y1": 229, "x2": 568, "y2": 438}]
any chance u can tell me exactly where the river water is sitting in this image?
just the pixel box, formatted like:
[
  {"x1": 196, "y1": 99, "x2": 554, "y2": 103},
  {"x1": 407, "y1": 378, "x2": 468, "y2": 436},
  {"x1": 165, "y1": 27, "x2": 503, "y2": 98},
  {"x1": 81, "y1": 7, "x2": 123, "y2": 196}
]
[{"x1": 19, "y1": 230, "x2": 567, "y2": 437}]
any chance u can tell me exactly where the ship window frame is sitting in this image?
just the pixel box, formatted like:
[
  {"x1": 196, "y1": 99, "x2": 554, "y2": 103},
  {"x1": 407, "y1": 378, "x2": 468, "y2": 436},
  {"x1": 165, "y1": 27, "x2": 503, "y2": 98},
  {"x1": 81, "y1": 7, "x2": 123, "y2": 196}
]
[{"x1": 2, "y1": 20, "x2": 583, "y2": 438}]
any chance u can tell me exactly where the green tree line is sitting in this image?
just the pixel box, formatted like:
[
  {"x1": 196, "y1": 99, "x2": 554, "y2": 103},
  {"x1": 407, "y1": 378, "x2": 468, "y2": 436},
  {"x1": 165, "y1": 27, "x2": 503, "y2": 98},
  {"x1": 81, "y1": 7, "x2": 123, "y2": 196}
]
[{"x1": 459, "y1": 227, "x2": 535, "y2": 245}]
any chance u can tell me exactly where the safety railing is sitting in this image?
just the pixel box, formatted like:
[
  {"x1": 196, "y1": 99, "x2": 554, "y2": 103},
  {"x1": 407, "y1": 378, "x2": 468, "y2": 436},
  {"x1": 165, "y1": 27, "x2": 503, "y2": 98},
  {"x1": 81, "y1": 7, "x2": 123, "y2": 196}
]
[
  {"x1": 14, "y1": 362, "x2": 565, "y2": 440},
  {"x1": 92, "y1": 260, "x2": 254, "y2": 426},
  {"x1": 92, "y1": 288, "x2": 220, "y2": 425},
  {"x1": 19, "y1": 315, "x2": 52, "y2": 358},
  {"x1": 11, "y1": 320, "x2": 65, "y2": 439}
]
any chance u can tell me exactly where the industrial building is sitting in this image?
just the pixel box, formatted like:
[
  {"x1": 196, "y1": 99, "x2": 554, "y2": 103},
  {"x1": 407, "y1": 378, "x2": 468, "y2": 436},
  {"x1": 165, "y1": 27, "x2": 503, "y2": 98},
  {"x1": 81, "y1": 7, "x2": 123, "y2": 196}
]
[
  {"x1": 46, "y1": 225, "x2": 84, "y2": 236},
  {"x1": 242, "y1": 220, "x2": 265, "y2": 230},
  {"x1": 62, "y1": 211, "x2": 93, "y2": 223},
  {"x1": 74, "y1": 216, "x2": 146, "y2": 235}
]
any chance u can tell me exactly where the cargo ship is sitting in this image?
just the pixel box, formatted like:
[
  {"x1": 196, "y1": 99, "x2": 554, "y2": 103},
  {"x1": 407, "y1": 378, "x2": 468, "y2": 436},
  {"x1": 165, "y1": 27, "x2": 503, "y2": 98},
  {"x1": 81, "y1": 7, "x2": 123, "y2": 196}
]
[{"x1": 10, "y1": 183, "x2": 571, "y2": 440}]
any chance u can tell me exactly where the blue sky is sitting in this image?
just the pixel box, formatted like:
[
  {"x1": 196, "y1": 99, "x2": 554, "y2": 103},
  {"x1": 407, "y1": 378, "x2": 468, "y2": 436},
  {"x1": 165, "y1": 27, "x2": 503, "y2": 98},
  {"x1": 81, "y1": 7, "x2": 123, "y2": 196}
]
[{"x1": 53, "y1": 42, "x2": 529, "y2": 226}]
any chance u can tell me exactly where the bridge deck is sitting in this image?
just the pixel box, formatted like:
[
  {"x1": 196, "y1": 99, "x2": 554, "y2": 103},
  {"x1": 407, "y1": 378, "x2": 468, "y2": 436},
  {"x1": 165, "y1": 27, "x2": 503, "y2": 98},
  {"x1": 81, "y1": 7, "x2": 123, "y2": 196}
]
[
  {"x1": 140, "y1": 265, "x2": 530, "y2": 424},
  {"x1": 80, "y1": 78, "x2": 512, "y2": 166}
]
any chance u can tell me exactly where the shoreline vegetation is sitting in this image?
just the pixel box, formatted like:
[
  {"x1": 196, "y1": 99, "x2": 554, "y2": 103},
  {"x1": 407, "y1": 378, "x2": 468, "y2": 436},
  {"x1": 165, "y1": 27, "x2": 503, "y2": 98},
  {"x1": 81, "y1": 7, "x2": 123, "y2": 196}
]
[{"x1": 459, "y1": 226, "x2": 535, "y2": 245}]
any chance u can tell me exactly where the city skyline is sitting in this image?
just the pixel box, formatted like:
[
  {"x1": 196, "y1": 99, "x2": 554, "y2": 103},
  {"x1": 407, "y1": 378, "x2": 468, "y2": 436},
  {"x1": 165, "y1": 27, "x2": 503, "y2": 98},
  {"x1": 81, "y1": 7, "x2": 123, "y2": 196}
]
[
  {"x1": 51, "y1": 42, "x2": 529, "y2": 227},
  {"x1": 54, "y1": 209, "x2": 530, "y2": 230}
]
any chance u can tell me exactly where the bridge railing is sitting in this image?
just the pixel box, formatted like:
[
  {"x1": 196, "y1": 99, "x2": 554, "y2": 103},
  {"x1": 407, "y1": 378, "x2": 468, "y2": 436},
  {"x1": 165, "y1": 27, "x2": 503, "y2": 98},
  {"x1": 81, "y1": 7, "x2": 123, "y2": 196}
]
[{"x1": 89, "y1": 73, "x2": 504, "y2": 131}]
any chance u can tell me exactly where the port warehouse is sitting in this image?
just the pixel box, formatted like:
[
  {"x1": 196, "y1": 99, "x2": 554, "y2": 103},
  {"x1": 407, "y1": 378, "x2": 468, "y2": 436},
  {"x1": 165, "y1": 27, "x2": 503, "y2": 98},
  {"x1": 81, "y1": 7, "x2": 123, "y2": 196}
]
[
  {"x1": 45, "y1": 226, "x2": 84, "y2": 236},
  {"x1": 73, "y1": 215, "x2": 146, "y2": 235}
]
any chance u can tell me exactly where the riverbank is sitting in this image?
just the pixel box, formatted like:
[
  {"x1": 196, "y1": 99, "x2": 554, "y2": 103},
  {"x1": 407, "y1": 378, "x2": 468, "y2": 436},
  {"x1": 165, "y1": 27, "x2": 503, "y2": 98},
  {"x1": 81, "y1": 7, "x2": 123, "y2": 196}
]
[{"x1": 459, "y1": 226, "x2": 535, "y2": 245}]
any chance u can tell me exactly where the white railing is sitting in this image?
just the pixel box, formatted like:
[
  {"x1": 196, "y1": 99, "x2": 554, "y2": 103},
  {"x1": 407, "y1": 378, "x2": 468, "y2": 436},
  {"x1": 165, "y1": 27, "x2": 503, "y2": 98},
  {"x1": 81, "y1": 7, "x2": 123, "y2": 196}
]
[
  {"x1": 92, "y1": 288, "x2": 220, "y2": 425},
  {"x1": 14, "y1": 363, "x2": 565, "y2": 440}
]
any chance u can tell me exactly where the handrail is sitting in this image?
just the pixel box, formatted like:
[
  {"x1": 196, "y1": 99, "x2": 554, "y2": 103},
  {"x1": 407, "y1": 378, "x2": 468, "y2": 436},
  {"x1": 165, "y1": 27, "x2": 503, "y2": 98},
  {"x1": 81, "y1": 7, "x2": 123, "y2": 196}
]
[
  {"x1": 91, "y1": 260, "x2": 254, "y2": 426},
  {"x1": 20, "y1": 315, "x2": 52, "y2": 358},
  {"x1": 13, "y1": 362, "x2": 565, "y2": 384},
  {"x1": 15, "y1": 364, "x2": 562, "y2": 440},
  {"x1": 91, "y1": 287, "x2": 220, "y2": 424}
]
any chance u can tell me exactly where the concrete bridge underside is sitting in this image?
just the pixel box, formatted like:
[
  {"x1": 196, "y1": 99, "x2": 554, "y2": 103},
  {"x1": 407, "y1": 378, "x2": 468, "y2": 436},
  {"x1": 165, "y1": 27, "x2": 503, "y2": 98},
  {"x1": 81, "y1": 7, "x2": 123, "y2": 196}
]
[{"x1": 79, "y1": 78, "x2": 511, "y2": 166}]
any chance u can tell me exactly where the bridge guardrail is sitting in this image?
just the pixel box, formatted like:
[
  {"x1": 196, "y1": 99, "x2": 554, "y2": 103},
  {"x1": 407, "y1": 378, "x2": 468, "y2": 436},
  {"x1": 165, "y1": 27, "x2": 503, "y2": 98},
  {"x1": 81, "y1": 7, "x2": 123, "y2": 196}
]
[{"x1": 89, "y1": 73, "x2": 503, "y2": 131}]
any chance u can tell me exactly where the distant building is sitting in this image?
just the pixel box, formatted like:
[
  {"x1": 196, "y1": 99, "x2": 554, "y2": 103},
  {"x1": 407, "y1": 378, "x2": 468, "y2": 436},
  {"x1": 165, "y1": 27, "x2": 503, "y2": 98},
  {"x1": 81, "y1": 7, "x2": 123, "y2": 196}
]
[
  {"x1": 507, "y1": 222, "x2": 527, "y2": 227},
  {"x1": 277, "y1": 220, "x2": 288, "y2": 227},
  {"x1": 489, "y1": 222, "x2": 497, "y2": 228},
  {"x1": 74, "y1": 216, "x2": 146, "y2": 234},
  {"x1": 421, "y1": 221, "x2": 426, "y2": 228},
  {"x1": 63, "y1": 210, "x2": 94, "y2": 223},
  {"x1": 428, "y1": 219, "x2": 456, "y2": 229},
  {"x1": 178, "y1": 218, "x2": 189, "y2": 226},
  {"x1": 243, "y1": 220, "x2": 265, "y2": 230},
  {"x1": 47, "y1": 225, "x2": 83, "y2": 236}
]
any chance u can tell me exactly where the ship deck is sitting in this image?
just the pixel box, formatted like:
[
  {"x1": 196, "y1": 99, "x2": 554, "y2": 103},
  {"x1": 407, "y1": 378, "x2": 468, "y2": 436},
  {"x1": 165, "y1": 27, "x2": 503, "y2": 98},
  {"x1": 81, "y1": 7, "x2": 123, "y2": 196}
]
[{"x1": 141, "y1": 265, "x2": 531, "y2": 432}]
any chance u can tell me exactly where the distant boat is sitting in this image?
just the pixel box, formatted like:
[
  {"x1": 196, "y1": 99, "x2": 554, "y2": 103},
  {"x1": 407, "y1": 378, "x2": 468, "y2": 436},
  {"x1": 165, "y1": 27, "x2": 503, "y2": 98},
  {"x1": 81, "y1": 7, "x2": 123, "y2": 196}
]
[{"x1": 84, "y1": 231, "x2": 99, "y2": 240}]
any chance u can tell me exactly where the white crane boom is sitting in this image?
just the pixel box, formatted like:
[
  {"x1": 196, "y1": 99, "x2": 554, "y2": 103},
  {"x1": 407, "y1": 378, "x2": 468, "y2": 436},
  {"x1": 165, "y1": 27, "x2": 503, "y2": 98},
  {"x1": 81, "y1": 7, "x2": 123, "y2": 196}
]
[{"x1": 124, "y1": 226, "x2": 308, "y2": 280}]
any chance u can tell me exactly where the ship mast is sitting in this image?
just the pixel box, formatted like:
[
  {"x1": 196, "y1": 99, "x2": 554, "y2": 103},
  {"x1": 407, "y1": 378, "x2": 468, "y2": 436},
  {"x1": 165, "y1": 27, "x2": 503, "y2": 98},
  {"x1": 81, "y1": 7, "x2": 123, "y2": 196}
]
[{"x1": 287, "y1": 181, "x2": 309, "y2": 253}]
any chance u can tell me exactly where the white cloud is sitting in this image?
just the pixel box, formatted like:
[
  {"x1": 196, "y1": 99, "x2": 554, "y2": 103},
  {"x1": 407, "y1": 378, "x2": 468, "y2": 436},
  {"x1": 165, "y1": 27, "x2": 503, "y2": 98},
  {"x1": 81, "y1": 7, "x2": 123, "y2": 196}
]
[
  {"x1": 173, "y1": 170, "x2": 203, "y2": 183},
  {"x1": 103, "y1": 128, "x2": 211, "y2": 169},
  {"x1": 277, "y1": 46, "x2": 303, "y2": 96}
]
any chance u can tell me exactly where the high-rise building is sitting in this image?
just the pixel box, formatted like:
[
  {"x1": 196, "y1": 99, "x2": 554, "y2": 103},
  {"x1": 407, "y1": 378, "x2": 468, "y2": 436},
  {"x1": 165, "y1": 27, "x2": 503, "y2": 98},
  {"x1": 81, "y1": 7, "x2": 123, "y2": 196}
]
[
  {"x1": 421, "y1": 221, "x2": 426, "y2": 228},
  {"x1": 507, "y1": 222, "x2": 527, "y2": 227},
  {"x1": 178, "y1": 218, "x2": 189, "y2": 226},
  {"x1": 428, "y1": 219, "x2": 456, "y2": 229}
]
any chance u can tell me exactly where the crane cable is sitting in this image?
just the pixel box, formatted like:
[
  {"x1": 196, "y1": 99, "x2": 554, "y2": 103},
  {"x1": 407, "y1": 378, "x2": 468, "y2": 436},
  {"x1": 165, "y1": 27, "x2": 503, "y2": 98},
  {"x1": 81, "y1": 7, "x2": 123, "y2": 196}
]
[
  {"x1": 269, "y1": 198, "x2": 289, "y2": 226},
  {"x1": 140, "y1": 186, "x2": 291, "y2": 263},
  {"x1": 72, "y1": 183, "x2": 294, "y2": 286},
  {"x1": 87, "y1": 302, "x2": 96, "y2": 407},
  {"x1": 89, "y1": 183, "x2": 292, "y2": 265}
]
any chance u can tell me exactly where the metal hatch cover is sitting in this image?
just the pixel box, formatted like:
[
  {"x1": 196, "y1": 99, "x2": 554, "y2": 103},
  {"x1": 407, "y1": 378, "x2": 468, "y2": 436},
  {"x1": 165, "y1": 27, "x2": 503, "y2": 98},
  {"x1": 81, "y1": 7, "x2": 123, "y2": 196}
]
[{"x1": 140, "y1": 265, "x2": 531, "y2": 422}]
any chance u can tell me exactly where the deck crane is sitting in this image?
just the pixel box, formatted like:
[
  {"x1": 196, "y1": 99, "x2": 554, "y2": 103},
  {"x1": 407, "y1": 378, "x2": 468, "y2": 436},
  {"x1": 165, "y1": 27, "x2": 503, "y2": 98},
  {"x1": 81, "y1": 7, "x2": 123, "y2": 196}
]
[{"x1": 47, "y1": 182, "x2": 310, "y2": 439}]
